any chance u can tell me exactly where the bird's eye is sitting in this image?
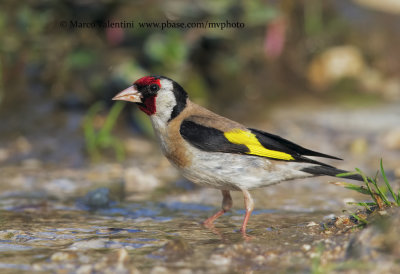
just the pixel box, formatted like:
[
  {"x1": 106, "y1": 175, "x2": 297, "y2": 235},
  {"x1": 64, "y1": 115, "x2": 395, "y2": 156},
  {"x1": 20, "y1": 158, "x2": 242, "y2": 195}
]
[{"x1": 149, "y1": 84, "x2": 159, "y2": 92}]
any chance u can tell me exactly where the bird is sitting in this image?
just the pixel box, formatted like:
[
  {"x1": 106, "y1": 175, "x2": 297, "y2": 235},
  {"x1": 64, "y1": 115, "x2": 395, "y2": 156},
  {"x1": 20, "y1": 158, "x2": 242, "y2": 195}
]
[{"x1": 113, "y1": 75, "x2": 362, "y2": 237}]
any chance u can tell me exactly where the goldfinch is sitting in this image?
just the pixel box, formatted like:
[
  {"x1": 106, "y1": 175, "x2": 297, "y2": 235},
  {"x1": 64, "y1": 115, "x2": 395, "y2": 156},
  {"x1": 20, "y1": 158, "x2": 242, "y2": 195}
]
[{"x1": 113, "y1": 76, "x2": 361, "y2": 237}]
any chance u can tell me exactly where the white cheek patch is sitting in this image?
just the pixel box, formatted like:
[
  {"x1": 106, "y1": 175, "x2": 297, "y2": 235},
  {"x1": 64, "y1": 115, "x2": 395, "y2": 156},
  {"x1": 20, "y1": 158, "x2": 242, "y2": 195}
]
[
  {"x1": 152, "y1": 79, "x2": 177, "y2": 125},
  {"x1": 149, "y1": 79, "x2": 177, "y2": 135}
]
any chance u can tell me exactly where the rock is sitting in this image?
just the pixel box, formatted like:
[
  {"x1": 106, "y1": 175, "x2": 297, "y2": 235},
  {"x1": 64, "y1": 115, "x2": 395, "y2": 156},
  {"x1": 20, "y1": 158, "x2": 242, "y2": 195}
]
[
  {"x1": 359, "y1": 68, "x2": 384, "y2": 94},
  {"x1": 395, "y1": 167, "x2": 400, "y2": 178},
  {"x1": 354, "y1": 0, "x2": 400, "y2": 14},
  {"x1": 302, "y1": 244, "x2": 311, "y2": 251},
  {"x1": 382, "y1": 78, "x2": 400, "y2": 101},
  {"x1": 307, "y1": 45, "x2": 365, "y2": 90},
  {"x1": 346, "y1": 208, "x2": 400, "y2": 262},
  {"x1": 15, "y1": 136, "x2": 32, "y2": 154},
  {"x1": 123, "y1": 137, "x2": 153, "y2": 155},
  {"x1": 350, "y1": 138, "x2": 368, "y2": 155},
  {"x1": 68, "y1": 239, "x2": 108, "y2": 250},
  {"x1": 124, "y1": 167, "x2": 161, "y2": 193},
  {"x1": 0, "y1": 148, "x2": 9, "y2": 162},
  {"x1": 81, "y1": 187, "x2": 113, "y2": 210},
  {"x1": 150, "y1": 266, "x2": 169, "y2": 274},
  {"x1": 45, "y1": 178, "x2": 78, "y2": 199},
  {"x1": 22, "y1": 158, "x2": 42, "y2": 169},
  {"x1": 154, "y1": 238, "x2": 193, "y2": 262},
  {"x1": 51, "y1": 251, "x2": 79, "y2": 262},
  {"x1": 382, "y1": 128, "x2": 400, "y2": 150},
  {"x1": 76, "y1": 264, "x2": 94, "y2": 274}
]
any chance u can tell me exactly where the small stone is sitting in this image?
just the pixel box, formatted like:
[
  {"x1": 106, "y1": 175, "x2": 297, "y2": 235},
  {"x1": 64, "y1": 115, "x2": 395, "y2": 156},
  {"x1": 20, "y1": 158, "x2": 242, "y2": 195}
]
[
  {"x1": 45, "y1": 178, "x2": 78, "y2": 198},
  {"x1": 343, "y1": 198, "x2": 356, "y2": 204},
  {"x1": 76, "y1": 264, "x2": 94, "y2": 274},
  {"x1": 209, "y1": 254, "x2": 231, "y2": 266},
  {"x1": 0, "y1": 148, "x2": 9, "y2": 162},
  {"x1": 154, "y1": 238, "x2": 193, "y2": 262},
  {"x1": 151, "y1": 266, "x2": 170, "y2": 274},
  {"x1": 16, "y1": 136, "x2": 32, "y2": 154},
  {"x1": 51, "y1": 251, "x2": 78, "y2": 262},
  {"x1": 68, "y1": 239, "x2": 108, "y2": 250},
  {"x1": 323, "y1": 214, "x2": 336, "y2": 220},
  {"x1": 350, "y1": 138, "x2": 368, "y2": 155},
  {"x1": 354, "y1": 0, "x2": 400, "y2": 14},
  {"x1": 253, "y1": 255, "x2": 265, "y2": 263},
  {"x1": 382, "y1": 128, "x2": 400, "y2": 150},
  {"x1": 177, "y1": 269, "x2": 193, "y2": 274},
  {"x1": 22, "y1": 158, "x2": 42, "y2": 169},
  {"x1": 115, "y1": 248, "x2": 129, "y2": 264},
  {"x1": 307, "y1": 45, "x2": 365, "y2": 90},
  {"x1": 124, "y1": 167, "x2": 161, "y2": 193},
  {"x1": 346, "y1": 208, "x2": 400, "y2": 261},
  {"x1": 302, "y1": 244, "x2": 311, "y2": 251},
  {"x1": 82, "y1": 187, "x2": 113, "y2": 210},
  {"x1": 382, "y1": 78, "x2": 400, "y2": 100},
  {"x1": 124, "y1": 137, "x2": 153, "y2": 155},
  {"x1": 395, "y1": 167, "x2": 400, "y2": 178},
  {"x1": 306, "y1": 221, "x2": 318, "y2": 227}
]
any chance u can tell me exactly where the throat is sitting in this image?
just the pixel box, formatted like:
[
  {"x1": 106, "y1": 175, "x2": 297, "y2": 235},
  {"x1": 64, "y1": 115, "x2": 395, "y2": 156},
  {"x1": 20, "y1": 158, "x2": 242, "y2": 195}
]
[{"x1": 139, "y1": 96, "x2": 156, "y2": 115}]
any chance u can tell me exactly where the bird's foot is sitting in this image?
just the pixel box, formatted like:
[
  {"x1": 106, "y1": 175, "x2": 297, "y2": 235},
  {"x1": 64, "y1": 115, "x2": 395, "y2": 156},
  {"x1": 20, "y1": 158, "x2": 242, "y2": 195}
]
[
  {"x1": 202, "y1": 209, "x2": 225, "y2": 228},
  {"x1": 239, "y1": 228, "x2": 253, "y2": 241}
]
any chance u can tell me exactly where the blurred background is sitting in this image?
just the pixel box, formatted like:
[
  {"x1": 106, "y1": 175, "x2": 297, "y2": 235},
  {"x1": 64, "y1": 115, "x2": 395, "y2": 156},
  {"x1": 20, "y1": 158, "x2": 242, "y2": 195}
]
[
  {"x1": 1, "y1": 0, "x2": 400, "y2": 168},
  {"x1": 0, "y1": 0, "x2": 400, "y2": 272},
  {"x1": 0, "y1": 0, "x2": 400, "y2": 196}
]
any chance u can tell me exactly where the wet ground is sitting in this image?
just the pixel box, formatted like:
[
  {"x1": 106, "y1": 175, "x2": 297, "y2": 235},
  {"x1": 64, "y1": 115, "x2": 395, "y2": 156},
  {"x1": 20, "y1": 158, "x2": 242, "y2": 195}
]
[{"x1": 0, "y1": 102, "x2": 399, "y2": 273}]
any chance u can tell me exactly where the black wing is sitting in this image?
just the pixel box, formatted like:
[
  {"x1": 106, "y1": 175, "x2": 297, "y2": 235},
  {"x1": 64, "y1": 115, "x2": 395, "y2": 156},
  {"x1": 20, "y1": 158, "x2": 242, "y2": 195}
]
[{"x1": 179, "y1": 120, "x2": 249, "y2": 154}]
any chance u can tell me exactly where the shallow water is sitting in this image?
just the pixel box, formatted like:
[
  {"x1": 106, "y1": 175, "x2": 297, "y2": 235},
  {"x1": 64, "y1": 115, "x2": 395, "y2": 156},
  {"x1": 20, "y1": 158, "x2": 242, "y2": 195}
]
[{"x1": 0, "y1": 200, "x2": 334, "y2": 273}]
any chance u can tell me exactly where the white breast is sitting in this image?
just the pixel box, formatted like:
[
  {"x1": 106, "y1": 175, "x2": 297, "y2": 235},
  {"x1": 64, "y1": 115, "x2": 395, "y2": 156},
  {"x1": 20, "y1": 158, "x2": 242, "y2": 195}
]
[{"x1": 177, "y1": 143, "x2": 316, "y2": 191}]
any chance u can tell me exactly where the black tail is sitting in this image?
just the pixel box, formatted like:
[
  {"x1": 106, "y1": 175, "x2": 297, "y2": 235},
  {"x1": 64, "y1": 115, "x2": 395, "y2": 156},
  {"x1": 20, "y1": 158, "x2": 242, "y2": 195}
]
[{"x1": 301, "y1": 166, "x2": 363, "y2": 181}]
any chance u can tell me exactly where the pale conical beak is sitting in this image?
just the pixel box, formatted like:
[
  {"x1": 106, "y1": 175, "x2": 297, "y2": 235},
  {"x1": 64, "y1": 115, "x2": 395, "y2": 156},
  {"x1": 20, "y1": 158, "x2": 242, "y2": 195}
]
[{"x1": 112, "y1": 86, "x2": 142, "y2": 103}]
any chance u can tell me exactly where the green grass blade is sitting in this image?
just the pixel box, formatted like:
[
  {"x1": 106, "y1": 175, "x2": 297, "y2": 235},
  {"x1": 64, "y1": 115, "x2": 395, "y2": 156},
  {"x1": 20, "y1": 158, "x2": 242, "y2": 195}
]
[
  {"x1": 351, "y1": 213, "x2": 368, "y2": 225},
  {"x1": 358, "y1": 202, "x2": 371, "y2": 211},
  {"x1": 368, "y1": 176, "x2": 391, "y2": 206},
  {"x1": 398, "y1": 189, "x2": 400, "y2": 205},
  {"x1": 99, "y1": 101, "x2": 125, "y2": 136},
  {"x1": 380, "y1": 159, "x2": 398, "y2": 204},
  {"x1": 331, "y1": 182, "x2": 370, "y2": 195},
  {"x1": 355, "y1": 168, "x2": 378, "y2": 205},
  {"x1": 346, "y1": 202, "x2": 372, "y2": 211},
  {"x1": 336, "y1": 171, "x2": 360, "y2": 178}
]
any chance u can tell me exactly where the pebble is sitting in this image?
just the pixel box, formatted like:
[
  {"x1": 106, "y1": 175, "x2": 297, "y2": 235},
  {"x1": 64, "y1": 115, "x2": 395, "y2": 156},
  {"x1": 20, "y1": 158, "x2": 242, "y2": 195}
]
[
  {"x1": 209, "y1": 254, "x2": 231, "y2": 267},
  {"x1": 307, "y1": 45, "x2": 365, "y2": 90},
  {"x1": 306, "y1": 221, "x2": 318, "y2": 227},
  {"x1": 45, "y1": 178, "x2": 78, "y2": 198},
  {"x1": 68, "y1": 239, "x2": 108, "y2": 250},
  {"x1": 22, "y1": 158, "x2": 42, "y2": 169},
  {"x1": 346, "y1": 208, "x2": 400, "y2": 262},
  {"x1": 124, "y1": 167, "x2": 161, "y2": 193},
  {"x1": 51, "y1": 251, "x2": 78, "y2": 262},
  {"x1": 382, "y1": 128, "x2": 400, "y2": 150},
  {"x1": 0, "y1": 148, "x2": 9, "y2": 161},
  {"x1": 155, "y1": 238, "x2": 193, "y2": 262},
  {"x1": 82, "y1": 187, "x2": 113, "y2": 209},
  {"x1": 395, "y1": 167, "x2": 400, "y2": 178},
  {"x1": 350, "y1": 138, "x2": 368, "y2": 155}
]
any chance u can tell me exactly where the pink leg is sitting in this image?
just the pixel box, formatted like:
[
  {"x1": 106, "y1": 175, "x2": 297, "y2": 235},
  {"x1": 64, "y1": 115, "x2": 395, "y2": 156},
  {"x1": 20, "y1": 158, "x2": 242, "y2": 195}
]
[
  {"x1": 203, "y1": 190, "x2": 232, "y2": 227},
  {"x1": 240, "y1": 189, "x2": 254, "y2": 238}
]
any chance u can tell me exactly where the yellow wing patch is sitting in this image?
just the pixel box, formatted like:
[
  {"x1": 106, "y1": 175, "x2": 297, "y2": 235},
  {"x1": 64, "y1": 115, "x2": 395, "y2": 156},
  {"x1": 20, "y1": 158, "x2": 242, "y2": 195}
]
[{"x1": 224, "y1": 129, "x2": 294, "y2": 161}]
